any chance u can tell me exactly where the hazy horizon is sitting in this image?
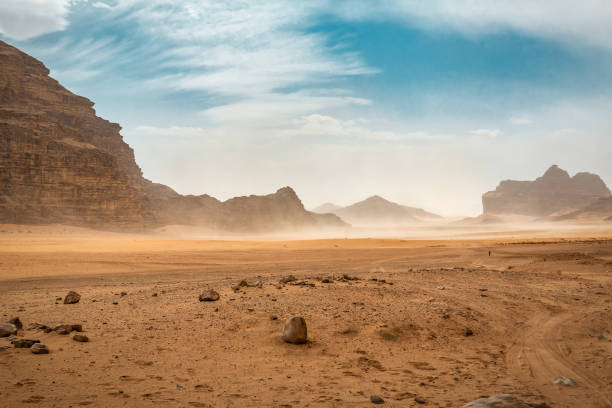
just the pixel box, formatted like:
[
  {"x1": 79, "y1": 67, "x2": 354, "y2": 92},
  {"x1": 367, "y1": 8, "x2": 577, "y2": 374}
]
[{"x1": 1, "y1": 1, "x2": 611, "y2": 216}]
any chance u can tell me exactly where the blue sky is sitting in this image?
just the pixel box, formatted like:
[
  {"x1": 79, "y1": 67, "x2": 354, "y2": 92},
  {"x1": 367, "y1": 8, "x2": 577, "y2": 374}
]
[{"x1": 1, "y1": 0, "x2": 611, "y2": 215}]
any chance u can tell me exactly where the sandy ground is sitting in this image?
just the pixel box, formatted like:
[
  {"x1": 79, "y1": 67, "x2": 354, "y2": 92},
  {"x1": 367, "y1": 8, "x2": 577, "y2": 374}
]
[{"x1": 1, "y1": 226, "x2": 611, "y2": 407}]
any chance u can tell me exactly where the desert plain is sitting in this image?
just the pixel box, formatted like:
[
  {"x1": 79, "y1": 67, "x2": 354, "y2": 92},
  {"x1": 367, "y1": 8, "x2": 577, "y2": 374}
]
[{"x1": 0, "y1": 225, "x2": 611, "y2": 408}]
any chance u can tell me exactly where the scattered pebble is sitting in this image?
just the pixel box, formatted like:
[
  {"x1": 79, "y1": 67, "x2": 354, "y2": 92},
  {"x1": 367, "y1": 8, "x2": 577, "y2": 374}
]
[
  {"x1": 9, "y1": 317, "x2": 23, "y2": 330},
  {"x1": 370, "y1": 395, "x2": 385, "y2": 404},
  {"x1": 553, "y1": 376, "x2": 577, "y2": 387},
  {"x1": 73, "y1": 334, "x2": 89, "y2": 342},
  {"x1": 13, "y1": 339, "x2": 40, "y2": 348}
]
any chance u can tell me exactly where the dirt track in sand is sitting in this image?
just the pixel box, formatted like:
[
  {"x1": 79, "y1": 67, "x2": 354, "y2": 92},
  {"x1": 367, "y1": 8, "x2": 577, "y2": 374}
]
[{"x1": 0, "y1": 230, "x2": 611, "y2": 407}]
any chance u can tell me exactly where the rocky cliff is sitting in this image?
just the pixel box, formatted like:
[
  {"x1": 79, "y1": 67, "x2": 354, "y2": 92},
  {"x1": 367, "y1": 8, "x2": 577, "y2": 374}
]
[
  {"x1": 482, "y1": 165, "x2": 611, "y2": 217},
  {"x1": 0, "y1": 40, "x2": 346, "y2": 232}
]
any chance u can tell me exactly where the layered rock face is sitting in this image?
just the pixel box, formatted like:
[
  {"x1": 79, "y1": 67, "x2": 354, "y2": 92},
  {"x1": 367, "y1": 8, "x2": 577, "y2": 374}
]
[
  {"x1": 482, "y1": 165, "x2": 611, "y2": 217},
  {"x1": 0, "y1": 41, "x2": 146, "y2": 227},
  {"x1": 0, "y1": 41, "x2": 345, "y2": 232}
]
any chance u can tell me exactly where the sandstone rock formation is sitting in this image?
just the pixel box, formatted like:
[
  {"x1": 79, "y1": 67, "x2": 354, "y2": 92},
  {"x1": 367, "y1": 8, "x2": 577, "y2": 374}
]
[
  {"x1": 482, "y1": 165, "x2": 610, "y2": 217},
  {"x1": 0, "y1": 41, "x2": 346, "y2": 232},
  {"x1": 0, "y1": 40, "x2": 146, "y2": 228},
  {"x1": 314, "y1": 195, "x2": 441, "y2": 227},
  {"x1": 552, "y1": 196, "x2": 612, "y2": 222}
]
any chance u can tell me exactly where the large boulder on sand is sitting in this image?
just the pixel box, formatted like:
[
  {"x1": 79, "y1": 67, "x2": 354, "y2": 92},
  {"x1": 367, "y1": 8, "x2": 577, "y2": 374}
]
[
  {"x1": 0, "y1": 323, "x2": 18, "y2": 337},
  {"x1": 64, "y1": 291, "x2": 81, "y2": 304},
  {"x1": 462, "y1": 394, "x2": 532, "y2": 408},
  {"x1": 199, "y1": 289, "x2": 220, "y2": 302},
  {"x1": 282, "y1": 317, "x2": 308, "y2": 344}
]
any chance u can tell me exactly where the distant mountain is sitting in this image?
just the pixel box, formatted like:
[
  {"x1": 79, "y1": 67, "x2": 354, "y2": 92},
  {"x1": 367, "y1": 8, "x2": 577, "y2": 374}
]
[
  {"x1": 0, "y1": 40, "x2": 346, "y2": 232},
  {"x1": 550, "y1": 196, "x2": 612, "y2": 222},
  {"x1": 312, "y1": 203, "x2": 342, "y2": 214},
  {"x1": 482, "y1": 165, "x2": 611, "y2": 217},
  {"x1": 314, "y1": 195, "x2": 441, "y2": 226}
]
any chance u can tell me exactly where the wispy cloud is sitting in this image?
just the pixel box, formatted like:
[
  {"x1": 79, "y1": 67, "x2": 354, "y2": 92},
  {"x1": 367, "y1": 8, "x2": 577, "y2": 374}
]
[{"x1": 332, "y1": 0, "x2": 612, "y2": 51}]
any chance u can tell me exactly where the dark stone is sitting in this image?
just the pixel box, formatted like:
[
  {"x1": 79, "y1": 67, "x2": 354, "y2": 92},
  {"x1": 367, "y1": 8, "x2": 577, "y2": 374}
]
[
  {"x1": 279, "y1": 275, "x2": 297, "y2": 284},
  {"x1": 73, "y1": 334, "x2": 89, "y2": 342},
  {"x1": 199, "y1": 290, "x2": 220, "y2": 302},
  {"x1": 370, "y1": 395, "x2": 385, "y2": 404},
  {"x1": 30, "y1": 343, "x2": 49, "y2": 354},
  {"x1": 9, "y1": 317, "x2": 23, "y2": 330},
  {"x1": 0, "y1": 323, "x2": 18, "y2": 337},
  {"x1": 64, "y1": 291, "x2": 81, "y2": 304},
  {"x1": 282, "y1": 317, "x2": 307, "y2": 344},
  {"x1": 13, "y1": 339, "x2": 40, "y2": 348}
]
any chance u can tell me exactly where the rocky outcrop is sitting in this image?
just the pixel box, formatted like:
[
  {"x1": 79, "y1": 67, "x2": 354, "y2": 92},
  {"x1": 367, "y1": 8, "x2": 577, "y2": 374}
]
[
  {"x1": 0, "y1": 40, "x2": 346, "y2": 232},
  {"x1": 482, "y1": 165, "x2": 610, "y2": 217},
  {"x1": 316, "y1": 195, "x2": 441, "y2": 227},
  {"x1": 552, "y1": 196, "x2": 612, "y2": 222},
  {"x1": 0, "y1": 40, "x2": 146, "y2": 228}
]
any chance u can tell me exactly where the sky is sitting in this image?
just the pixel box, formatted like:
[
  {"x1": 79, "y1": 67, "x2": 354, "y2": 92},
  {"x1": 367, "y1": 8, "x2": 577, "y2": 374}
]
[{"x1": 1, "y1": 0, "x2": 611, "y2": 216}]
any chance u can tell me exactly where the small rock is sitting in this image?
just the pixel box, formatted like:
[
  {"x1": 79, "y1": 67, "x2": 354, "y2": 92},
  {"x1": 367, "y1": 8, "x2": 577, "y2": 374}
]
[
  {"x1": 279, "y1": 275, "x2": 297, "y2": 284},
  {"x1": 462, "y1": 394, "x2": 532, "y2": 408},
  {"x1": 73, "y1": 334, "x2": 89, "y2": 342},
  {"x1": 436, "y1": 286, "x2": 445, "y2": 290},
  {"x1": 321, "y1": 278, "x2": 332, "y2": 284},
  {"x1": 553, "y1": 376, "x2": 577, "y2": 387},
  {"x1": 71, "y1": 324, "x2": 83, "y2": 332},
  {"x1": 370, "y1": 395, "x2": 385, "y2": 404},
  {"x1": 112, "y1": 301, "x2": 118, "y2": 305},
  {"x1": 120, "y1": 291, "x2": 127, "y2": 297},
  {"x1": 415, "y1": 397, "x2": 426, "y2": 404},
  {"x1": 270, "y1": 316, "x2": 278, "y2": 321},
  {"x1": 255, "y1": 280, "x2": 263, "y2": 288},
  {"x1": 199, "y1": 290, "x2": 220, "y2": 302},
  {"x1": 152, "y1": 293, "x2": 158, "y2": 297},
  {"x1": 13, "y1": 339, "x2": 40, "y2": 348},
  {"x1": 9, "y1": 317, "x2": 23, "y2": 330},
  {"x1": 64, "y1": 291, "x2": 81, "y2": 304},
  {"x1": 56, "y1": 327, "x2": 70, "y2": 335},
  {"x1": 465, "y1": 328, "x2": 474, "y2": 336},
  {"x1": 30, "y1": 343, "x2": 49, "y2": 354},
  {"x1": 247, "y1": 308, "x2": 254, "y2": 312},
  {"x1": 282, "y1": 317, "x2": 307, "y2": 344},
  {"x1": 0, "y1": 323, "x2": 18, "y2": 337}
]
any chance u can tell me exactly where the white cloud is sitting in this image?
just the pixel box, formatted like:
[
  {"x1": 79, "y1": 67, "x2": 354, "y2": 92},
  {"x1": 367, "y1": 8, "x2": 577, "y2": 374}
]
[
  {"x1": 333, "y1": 0, "x2": 612, "y2": 51},
  {"x1": 470, "y1": 128, "x2": 502, "y2": 138},
  {"x1": 92, "y1": 2, "x2": 112, "y2": 9},
  {"x1": 0, "y1": 0, "x2": 73, "y2": 41}
]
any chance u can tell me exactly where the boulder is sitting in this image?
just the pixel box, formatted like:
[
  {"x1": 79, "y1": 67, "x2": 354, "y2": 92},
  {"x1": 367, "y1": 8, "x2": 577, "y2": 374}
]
[
  {"x1": 30, "y1": 343, "x2": 49, "y2": 354},
  {"x1": 64, "y1": 291, "x2": 81, "y2": 304},
  {"x1": 9, "y1": 317, "x2": 23, "y2": 330},
  {"x1": 13, "y1": 339, "x2": 40, "y2": 348},
  {"x1": 282, "y1": 317, "x2": 308, "y2": 344},
  {"x1": 199, "y1": 290, "x2": 220, "y2": 302},
  {"x1": 0, "y1": 323, "x2": 17, "y2": 337}
]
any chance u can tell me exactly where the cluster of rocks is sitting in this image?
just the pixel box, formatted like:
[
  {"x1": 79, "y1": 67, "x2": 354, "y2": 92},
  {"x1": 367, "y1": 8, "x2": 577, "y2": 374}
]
[{"x1": 2, "y1": 292, "x2": 91, "y2": 355}]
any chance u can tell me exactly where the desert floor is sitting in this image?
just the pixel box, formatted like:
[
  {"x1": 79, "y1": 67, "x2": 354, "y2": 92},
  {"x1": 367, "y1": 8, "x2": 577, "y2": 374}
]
[{"x1": 0, "y1": 225, "x2": 611, "y2": 407}]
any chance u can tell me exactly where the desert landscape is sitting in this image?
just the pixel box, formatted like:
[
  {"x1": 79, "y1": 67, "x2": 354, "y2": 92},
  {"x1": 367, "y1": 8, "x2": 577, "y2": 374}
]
[
  {"x1": 2, "y1": 2, "x2": 612, "y2": 407},
  {"x1": 1, "y1": 226, "x2": 612, "y2": 407}
]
